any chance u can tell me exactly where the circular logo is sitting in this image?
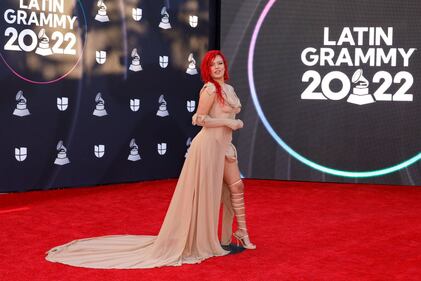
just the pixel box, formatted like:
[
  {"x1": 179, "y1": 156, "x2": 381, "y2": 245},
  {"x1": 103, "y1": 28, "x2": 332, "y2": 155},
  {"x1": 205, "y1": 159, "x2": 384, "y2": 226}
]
[
  {"x1": 0, "y1": 0, "x2": 87, "y2": 84},
  {"x1": 248, "y1": 0, "x2": 421, "y2": 177}
]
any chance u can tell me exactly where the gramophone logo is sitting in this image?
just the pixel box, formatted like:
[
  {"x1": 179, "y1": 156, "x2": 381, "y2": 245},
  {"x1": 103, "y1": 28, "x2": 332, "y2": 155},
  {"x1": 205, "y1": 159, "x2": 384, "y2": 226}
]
[
  {"x1": 94, "y1": 144, "x2": 105, "y2": 158},
  {"x1": 156, "y1": 95, "x2": 169, "y2": 117},
  {"x1": 132, "y1": 8, "x2": 142, "y2": 21},
  {"x1": 54, "y1": 140, "x2": 70, "y2": 165},
  {"x1": 159, "y1": 6, "x2": 171, "y2": 29},
  {"x1": 157, "y1": 143, "x2": 167, "y2": 155},
  {"x1": 186, "y1": 53, "x2": 198, "y2": 75},
  {"x1": 159, "y1": 55, "x2": 169, "y2": 68},
  {"x1": 347, "y1": 69, "x2": 374, "y2": 105},
  {"x1": 96, "y1": 51, "x2": 107, "y2": 64},
  {"x1": 15, "y1": 147, "x2": 27, "y2": 162},
  {"x1": 129, "y1": 48, "x2": 143, "y2": 72},
  {"x1": 35, "y1": 29, "x2": 53, "y2": 56},
  {"x1": 186, "y1": 100, "x2": 196, "y2": 112},
  {"x1": 189, "y1": 15, "x2": 198, "y2": 28},
  {"x1": 57, "y1": 97, "x2": 69, "y2": 111},
  {"x1": 185, "y1": 137, "x2": 192, "y2": 158},
  {"x1": 13, "y1": 90, "x2": 30, "y2": 117},
  {"x1": 128, "y1": 138, "x2": 141, "y2": 161},
  {"x1": 95, "y1": 0, "x2": 110, "y2": 22},
  {"x1": 93, "y1": 92, "x2": 108, "y2": 117},
  {"x1": 130, "y1": 99, "x2": 140, "y2": 112}
]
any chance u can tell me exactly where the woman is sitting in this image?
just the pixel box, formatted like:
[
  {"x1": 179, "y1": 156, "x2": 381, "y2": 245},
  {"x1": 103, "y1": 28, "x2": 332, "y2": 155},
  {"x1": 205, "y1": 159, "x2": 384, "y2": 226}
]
[{"x1": 45, "y1": 50, "x2": 255, "y2": 269}]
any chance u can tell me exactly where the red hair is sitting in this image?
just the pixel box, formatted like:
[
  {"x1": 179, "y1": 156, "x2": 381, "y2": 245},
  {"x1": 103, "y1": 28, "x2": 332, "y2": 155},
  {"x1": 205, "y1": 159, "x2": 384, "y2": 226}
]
[{"x1": 200, "y1": 50, "x2": 229, "y2": 103}]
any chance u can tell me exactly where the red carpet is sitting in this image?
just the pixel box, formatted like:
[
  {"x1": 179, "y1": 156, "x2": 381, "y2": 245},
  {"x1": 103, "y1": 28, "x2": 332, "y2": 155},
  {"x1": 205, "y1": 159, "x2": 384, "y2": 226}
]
[{"x1": 1, "y1": 179, "x2": 421, "y2": 281}]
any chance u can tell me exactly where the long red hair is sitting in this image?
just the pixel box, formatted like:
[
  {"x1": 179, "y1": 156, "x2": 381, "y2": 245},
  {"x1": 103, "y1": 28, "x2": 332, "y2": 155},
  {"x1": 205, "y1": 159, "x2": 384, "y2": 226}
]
[{"x1": 200, "y1": 50, "x2": 229, "y2": 103}]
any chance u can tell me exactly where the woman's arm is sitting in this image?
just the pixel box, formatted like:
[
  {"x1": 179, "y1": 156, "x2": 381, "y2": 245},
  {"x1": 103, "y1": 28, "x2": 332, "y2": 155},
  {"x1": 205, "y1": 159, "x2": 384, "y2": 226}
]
[{"x1": 192, "y1": 84, "x2": 243, "y2": 130}]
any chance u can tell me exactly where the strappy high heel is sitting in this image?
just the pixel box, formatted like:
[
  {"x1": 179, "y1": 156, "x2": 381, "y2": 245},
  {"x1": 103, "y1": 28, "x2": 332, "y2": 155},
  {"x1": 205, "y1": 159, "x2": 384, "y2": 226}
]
[
  {"x1": 230, "y1": 187, "x2": 257, "y2": 250},
  {"x1": 233, "y1": 229, "x2": 256, "y2": 250}
]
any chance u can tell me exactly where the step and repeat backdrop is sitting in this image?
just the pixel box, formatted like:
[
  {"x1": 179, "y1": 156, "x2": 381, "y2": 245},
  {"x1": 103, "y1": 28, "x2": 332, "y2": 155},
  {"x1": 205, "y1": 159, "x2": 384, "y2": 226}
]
[
  {"x1": 0, "y1": 0, "x2": 214, "y2": 192},
  {"x1": 222, "y1": 0, "x2": 421, "y2": 185}
]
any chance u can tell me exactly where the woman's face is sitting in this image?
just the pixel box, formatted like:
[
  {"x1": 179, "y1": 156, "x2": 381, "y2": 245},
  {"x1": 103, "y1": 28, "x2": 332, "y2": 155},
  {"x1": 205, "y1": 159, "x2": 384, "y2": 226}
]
[{"x1": 209, "y1": 55, "x2": 225, "y2": 80}]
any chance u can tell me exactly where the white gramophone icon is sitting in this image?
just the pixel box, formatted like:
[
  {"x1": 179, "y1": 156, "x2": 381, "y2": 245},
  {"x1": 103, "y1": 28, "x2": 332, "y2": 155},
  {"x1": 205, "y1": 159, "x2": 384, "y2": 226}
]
[
  {"x1": 129, "y1": 48, "x2": 143, "y2": 72},
  {"x1": 185, "y1": 137, "x2": 192, "y2": 158},
  {"x1": 156, "y1": 95, "x2": 169, "y2": 117},
  {"x1": 128, "y1": 138, "x2": 141, "y2": 161},
  {"x1": 186, "y1": 53, "x2": 198, "y2": 75},
  {"x1": 347, "y1": 69, "x2": 375, "y2": 105},
  {"x1": 13, "y1": 90, "x2": 30, "y2": 117},
  {"x1": 93, "y1": 92, "x2": 108, "y2": 117},
  {"x1": 159, "y1": 6, "x2": 171, "y2": 29},
  {"x1": 54, "y1": 140, "x2": 70, "y2": 165},
  {"x1": 189, "y1": 15, "x2": 198, "y2": 28},
  {"x1": 95, "y1": 0, "x2": 110, "y2": 22},
  {"x1": 35, "y1": 29, "x2": 53, "y2": 56}
]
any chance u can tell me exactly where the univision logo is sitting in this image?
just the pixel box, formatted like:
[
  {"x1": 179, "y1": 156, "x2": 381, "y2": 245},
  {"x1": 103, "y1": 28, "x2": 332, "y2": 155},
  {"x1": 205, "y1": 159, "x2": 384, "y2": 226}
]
[
  {"x1": 159, "y1": 55, "x2": 169, "y2": 68},
  {"x1": 186, "y1": 100, "x2": 196, "y2": 112},
  {"x1": 130, "y1": 99, "x2": 140, "y2": 112},
  {"x1": 15, "y1": 147, "x2": 27, "y2": 162},
  {"x1": 96, "y1": 50, "x2": 107, "y2": 64},
  {"x1": 94, "y1": 144, "x2": 105, "y2": 158},
  {"x1": 57, "y1": 97, "x2": 68, "y2": 111},
  {"x1": 157, "y1": 143, "x2": 167, "y2": 155},
  {"x1": 132, "y1": 8, "x2": 142, "y2": 21}
]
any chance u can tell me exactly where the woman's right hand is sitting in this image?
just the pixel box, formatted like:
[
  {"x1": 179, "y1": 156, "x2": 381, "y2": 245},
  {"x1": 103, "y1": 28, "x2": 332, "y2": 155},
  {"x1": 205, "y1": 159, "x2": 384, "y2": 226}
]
[{"x1": 228, "y1": 119, "x2": 244, "y2": 130}]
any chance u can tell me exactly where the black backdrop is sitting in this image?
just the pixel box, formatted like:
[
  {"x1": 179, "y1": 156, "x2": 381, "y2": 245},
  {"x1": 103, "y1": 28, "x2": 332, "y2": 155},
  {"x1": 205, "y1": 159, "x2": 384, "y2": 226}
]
[{"x1": 0, "y1": 0, "x2": 217, "y2": 192}]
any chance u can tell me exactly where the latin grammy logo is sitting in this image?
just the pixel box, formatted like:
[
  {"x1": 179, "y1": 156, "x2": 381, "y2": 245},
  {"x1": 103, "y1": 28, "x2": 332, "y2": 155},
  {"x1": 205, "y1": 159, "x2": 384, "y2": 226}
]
[
  {"x1": 35, "y1": 29, "x2": 53, "y2": 56},
  {"x1": 129, "y1": 48, "x2": 143, "y2": 72},
  {"x1": 93, "y1": 92, "x2": 108, "y2": 117},
  {"x1": 54, "y1": 141, "x2": 70, "y2": 166},
  {"x1": 186, "y1": 53, "x2": 198, "y2": 75},
  {"x1": 128, "y1": 138, "x2": 141, "y2": 161},
  {"x1": 13, "y1": 90, "x2": 30, "y2": 117},
  {"x1": 156, "y1": 95, "x2": 169, "y2": 117},
  {"x1": 159, "y1": 6, "x2": 171, "y2": 29},
  {"x1": 15, "y1": 147, "x2": 28, "y2": 162},
  {"x1": 347, "y1": 69, "x2": 375, "y2": 105},
  {"x1": 94, "y1": 145, "x2": 105, "y2": 158},
  {"x1": 95, "y1": 0, "x2": 110, "y2": 22},
  {"x1": 132, "y1": 8, "x2": 142, "y2": 21},
  {"x1": 186, "y1": 100, "x2": 196, "y2": 112},
  {"x1": 157, "y1": 143, "x2": 167, "y2": 155},
  {"x1": 96, "y1": 51, "x2": 107, "y2": 64},
  {"x1": 185, "y1": 137, "x2": 192, "y2": 158},
  {"x1": 130, "y1": 99, "x2": 140, "y2": 112},
  {"x1": 159, "y1": 56, "x2": 169, "y2": 68},
  {"x1": 57, "y1": 97, "x2": 69, "y2": 111},
  {"x1": 189, "y1": 15, "x2": 198, "y2": 28}
]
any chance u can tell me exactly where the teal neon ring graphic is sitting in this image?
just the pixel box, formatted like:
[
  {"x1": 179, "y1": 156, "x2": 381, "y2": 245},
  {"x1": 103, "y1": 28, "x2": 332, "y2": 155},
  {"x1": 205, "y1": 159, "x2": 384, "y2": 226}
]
[{"x1": 247, "y1": 0, "x2": 421, "y2": 178}]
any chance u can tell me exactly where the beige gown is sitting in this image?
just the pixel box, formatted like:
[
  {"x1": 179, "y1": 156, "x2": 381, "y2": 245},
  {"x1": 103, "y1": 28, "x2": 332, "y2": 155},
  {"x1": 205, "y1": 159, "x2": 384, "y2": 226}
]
[{"x1": 45, "y1": 83, "x2": 242, "y2": 269}]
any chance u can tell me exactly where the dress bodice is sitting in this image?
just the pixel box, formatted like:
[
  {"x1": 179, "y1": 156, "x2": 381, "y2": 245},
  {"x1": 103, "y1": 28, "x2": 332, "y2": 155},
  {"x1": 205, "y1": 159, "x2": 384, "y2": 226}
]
[{"x1": 206, "y1": 82, "x2": 241, "y2": 119}]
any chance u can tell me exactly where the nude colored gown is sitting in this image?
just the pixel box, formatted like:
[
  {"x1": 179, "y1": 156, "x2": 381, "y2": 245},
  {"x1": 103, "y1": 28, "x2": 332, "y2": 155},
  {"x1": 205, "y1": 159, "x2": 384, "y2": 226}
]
[{"x1": 45, "y1": 83, "x2": 242, "y2": 269}]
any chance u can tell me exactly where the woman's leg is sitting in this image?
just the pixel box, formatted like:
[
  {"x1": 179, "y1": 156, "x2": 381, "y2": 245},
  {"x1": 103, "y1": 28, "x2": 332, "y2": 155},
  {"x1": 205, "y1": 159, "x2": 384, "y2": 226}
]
[
  {"x1": 223, "y1": 158, "x2": 256, "y2": 249},
  {"x1": 220, "y1": 182, "x2": 234, "y2": 246}
]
